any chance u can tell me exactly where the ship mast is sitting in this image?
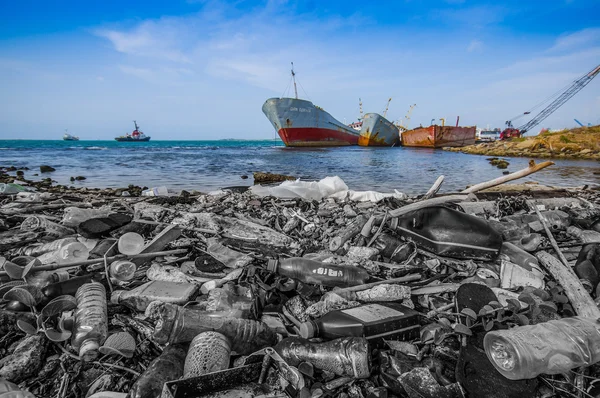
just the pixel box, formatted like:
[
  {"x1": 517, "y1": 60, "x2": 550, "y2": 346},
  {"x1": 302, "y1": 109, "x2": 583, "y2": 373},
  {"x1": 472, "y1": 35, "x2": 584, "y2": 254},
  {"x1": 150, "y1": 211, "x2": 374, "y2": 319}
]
[
  {"x1": 359, "y1": 98, "x2": 363, "y2": 119},
  {"x1": 133, "y1": 120, "x2": 139, "y2": 131},
  {"x1": 291, "y1": 62, "x2": 298, "y2": 99},
  {"x1": 383, "y1": 98, "x2": 392, "y2": 118}
]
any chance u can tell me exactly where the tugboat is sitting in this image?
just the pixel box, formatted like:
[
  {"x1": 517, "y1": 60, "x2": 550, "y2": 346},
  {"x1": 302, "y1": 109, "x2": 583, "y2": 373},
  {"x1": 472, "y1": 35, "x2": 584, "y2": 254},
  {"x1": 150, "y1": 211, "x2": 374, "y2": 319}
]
[
  {"x1": 115, "y1": 121, "x2": 151, "y2": 142},
  {"x1": 63, "y1": 129, "x2": 79, "y2": 141}
]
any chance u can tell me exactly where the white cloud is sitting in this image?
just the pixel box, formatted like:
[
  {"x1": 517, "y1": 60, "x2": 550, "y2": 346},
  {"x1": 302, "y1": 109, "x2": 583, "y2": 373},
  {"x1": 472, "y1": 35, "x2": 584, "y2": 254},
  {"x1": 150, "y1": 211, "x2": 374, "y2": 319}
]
[
  {"x1": 118, "y1": 65, "x2": 155, "y2": 81},
  {"x1": 467, "y1": 39, "x2": 483, "y2": 52},
  {"x1": 548, "y1": 28, "x2": 600, "y2": 53}
]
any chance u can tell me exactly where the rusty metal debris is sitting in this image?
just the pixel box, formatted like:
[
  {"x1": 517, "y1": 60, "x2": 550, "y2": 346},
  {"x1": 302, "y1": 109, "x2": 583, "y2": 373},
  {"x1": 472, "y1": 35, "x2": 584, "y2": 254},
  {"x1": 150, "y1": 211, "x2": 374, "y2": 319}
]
[{"x1": 0, "y1": 179, "x2": 600, "y2": 397}]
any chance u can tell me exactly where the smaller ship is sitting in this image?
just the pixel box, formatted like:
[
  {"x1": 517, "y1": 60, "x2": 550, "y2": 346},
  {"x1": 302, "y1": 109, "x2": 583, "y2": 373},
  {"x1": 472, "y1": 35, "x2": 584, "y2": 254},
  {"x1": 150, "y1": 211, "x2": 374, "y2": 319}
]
[
  {"x1": 63, "y1": 130, "x2": 79, "y2": 141},
  {"x1": 358, "y1": 99, "x2": 400, "y2": 147},
  {"x1": 115, "y1": 121, "x2": 151, "y2": 142}
]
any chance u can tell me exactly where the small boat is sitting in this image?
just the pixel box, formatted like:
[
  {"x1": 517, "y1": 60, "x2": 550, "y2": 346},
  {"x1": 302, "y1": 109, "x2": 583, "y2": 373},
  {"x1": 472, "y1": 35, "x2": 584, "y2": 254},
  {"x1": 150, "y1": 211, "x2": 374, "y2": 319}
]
[
  {"x1": 63, "y1": 130, "x2": 79, "y2": 141},
  {"x1": 262, "y1": 64, "x2": 360, "y2": 147},
  {"x1": 401, "y1": 124, "x2": 476, "y2": 148},
  {"x1": 115, "y1": 121, "x2": 151, "y2": 142}
]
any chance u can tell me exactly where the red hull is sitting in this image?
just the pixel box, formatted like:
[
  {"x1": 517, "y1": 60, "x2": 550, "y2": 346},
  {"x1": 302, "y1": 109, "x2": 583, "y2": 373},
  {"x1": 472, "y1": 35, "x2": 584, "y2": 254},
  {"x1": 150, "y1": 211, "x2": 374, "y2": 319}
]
[
  {"x1": 278, "y1": 127, "x2": 359, "y2": 147},
  {"x1": 401, "y1": 125, "x2": 476, "y2": 148}
]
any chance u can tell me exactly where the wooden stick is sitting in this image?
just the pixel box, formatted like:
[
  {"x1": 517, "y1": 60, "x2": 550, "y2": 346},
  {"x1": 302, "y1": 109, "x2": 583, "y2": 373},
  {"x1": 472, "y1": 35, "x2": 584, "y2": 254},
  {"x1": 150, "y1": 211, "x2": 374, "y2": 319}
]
[
  {"x1": 388, "y1": 195, "x2": 470, "y2": 218},
  {"x1": 528, "y1": 200, "x2": 571, "y2": 269},
  {"x1": 332, "y1": 274, "x2": 421, "y2": 295},
  {"x1": 422, "y1": 176, "x2": 444, "y2": 200},
  {"x1": 411, "y1": 283, "x2": 461, "y2": 296},
  {"x1": 329, "y1": 214, "x2": 369, "y2": 251},
  {"x1": 461, "y1": 160, "x2": 554, "y2": 194},
  {"x1": 0, "y1": 248, "x2": 188, "y2": 276},
  {"x1": 536, "y1": 250, "x2": 600, "y2": 318}
]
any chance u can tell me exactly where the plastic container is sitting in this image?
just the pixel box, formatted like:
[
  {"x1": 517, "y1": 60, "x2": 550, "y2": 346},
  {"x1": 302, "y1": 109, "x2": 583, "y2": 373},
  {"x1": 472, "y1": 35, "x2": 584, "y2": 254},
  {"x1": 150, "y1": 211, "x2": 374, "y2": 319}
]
[
  {"x1": 274, "y1": 336, "x2": 371, "y2": 379},
  {"x1": 20, "y1": 215, "x2": 74, "y2": 238},
  {"x1": 36, "y1": 242, "x2": 90, "y2": 265},
  {"x1": 574, "y1": 244, "x2": 600, "y2": 293},
  {"x1": 19, "y1": 237, "x2": 78, "y2": 257},
  {"x1": 568, "y1": 226, "x2": 600, "y2": 243},
  {"x1": 205, "y1": 287, "x2": 254, "y2": 318},
  {"x1": 0, "y1": 377, "x2": 35, "y2": 398},
  {"x1": 0, "y1": 183, "x2": 28, "y2": 195},
  {"x1": 499, "y1": 242, "x2": 541, "y2": 272},
  {"x1": 42, "y1": 272, "x2": 105, "y2": 299},
  {"x1": 146, "y1": 301, "x2": 277, "y2": 355},
  {"x1": 267, "y1": 257, "x2": 369, "y2": 288},
  {"x1": 88, "y1": 238, "x2": 118, "y2": 259},
  {"x1": 141, "y1": 186, "x2": 169, "y2": 197},
  {"x1": 25, "y1": 269, "x2": 70, "y2": 288},
  {"x1": 111, "y1": 280, "x2": 199, "y2": 311},
  {"x1": 184, "y1": 332, "x2": 231, "y2": 378},
  {"x1": 395, "y1": 206, "x2": 503, "y2": 260},
  {"x1": 61, "y1": 207, "x2": 111, "y2": 227},
  {"x1": 511, "y1": 233, "x2": 542, "y2": 252},
  {"x1": 72, "y1": 282, "x2": 108, "y2": 361},
  {"x1": 117, "y1": 232, "x2": 145, "y2": 255},
  {"x1": 129, "y1": 344, "x2": 186, "y2": 398},
  {"x1": 502, "y1": 210, "x2": 571, "y2": 231},
  {"x1": 484, "y1": 317, "x2": 600, "y2": 380},
  {"x1": 109, "y1": 260, "x2": 137, "y2": 282},
  {"x1": 298, "y1": 303, "x2": 420, "y2": 345}
]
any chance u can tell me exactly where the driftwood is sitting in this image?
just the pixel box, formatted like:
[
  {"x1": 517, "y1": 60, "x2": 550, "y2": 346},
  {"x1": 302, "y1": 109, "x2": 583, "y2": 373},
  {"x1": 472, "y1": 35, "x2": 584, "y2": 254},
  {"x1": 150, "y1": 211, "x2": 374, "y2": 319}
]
[
  {"x1": 388, "y1": 195, "x2": 470, "y2": 218},
  {"x1": 536, "y1": 250, "x2": 600, "y2": 318},
  {"x1": 461, "y1": 160, "x2": 555, "y2": 194},
  {"x1": 411, "y1": 283, "x2": 461, "y2": 296},
  {"x1": 329, "y1": 214, "x2": 369, "y2": 251},
  {"x1": 332, "y1": 274, "x2": 421, "y2": 295},
  {"x1": 422, "y1": 176, "x2": 444, "y2": 200}
]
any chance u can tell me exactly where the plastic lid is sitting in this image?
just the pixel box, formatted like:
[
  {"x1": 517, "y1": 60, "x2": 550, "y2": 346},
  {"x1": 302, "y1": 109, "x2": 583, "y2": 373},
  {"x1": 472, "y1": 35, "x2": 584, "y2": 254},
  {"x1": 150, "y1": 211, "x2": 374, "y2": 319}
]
[
  {"x1": 266, "y1": 259, "x2": 279, "y2": 273},
  {"x1": 298, "y1": 321, "x2": 316, "y2": 339},
  {"x1": 79, "y1": 339, "x2": 100, "y2": 362},
  {"x1": 111, "y1": 290, "x2": 126, "y2": 304}
]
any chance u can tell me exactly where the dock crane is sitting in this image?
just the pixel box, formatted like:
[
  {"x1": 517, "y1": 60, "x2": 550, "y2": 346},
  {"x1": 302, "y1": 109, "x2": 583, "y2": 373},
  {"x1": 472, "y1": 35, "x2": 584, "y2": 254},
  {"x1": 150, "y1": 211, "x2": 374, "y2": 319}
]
[
  {"x1": 383, "y1": 98, "x2": 392, "y2": 118},
  {"x1": 501, "y1": 63, "x2": 600, "y2": 140},
  {"x1": 397, "y1": 104, "x2": 416, "y2": 131}
]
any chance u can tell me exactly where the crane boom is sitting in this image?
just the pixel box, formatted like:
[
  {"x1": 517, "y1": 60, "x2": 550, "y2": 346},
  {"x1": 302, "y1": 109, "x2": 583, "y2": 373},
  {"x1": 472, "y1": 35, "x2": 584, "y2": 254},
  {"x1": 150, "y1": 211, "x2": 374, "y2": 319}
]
[{"x1": 503, "y1": 64, "x2": 600, "y2": 138}]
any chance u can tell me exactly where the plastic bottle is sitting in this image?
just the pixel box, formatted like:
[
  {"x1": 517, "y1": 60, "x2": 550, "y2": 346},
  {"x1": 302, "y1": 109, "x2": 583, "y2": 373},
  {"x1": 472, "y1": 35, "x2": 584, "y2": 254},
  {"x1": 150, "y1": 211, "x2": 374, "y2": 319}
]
[
  {"x1": 129, "y1": 344, "x2": 186, "y2": 398},
  {"x1": 88, "y1": 238, "x2": 118, "y2": 259},
  {"x1": 267, "y1": 258, "x2": 369, "y2": 288},
  {"x1": 184, "y1": 331, "x2": 231, "y2": 378},
  {"x1": 574, "y1": 244, "x2": 600, "y2": 293},
  {"x1": 205, "y1": 287, "x2": 254, "y2": 318},
  {"x1": 298, "y1": 303, "x2": 420, "y2": 345},
  {"x1": 18, "y1": 237, "x2": 78, "y2": 257},
  {"x1": 502, "y1": 210, "x2": 571, "y2": 231},
  {"x1": 510, "y1": 233, "x2": 542, "y2": 252},
  {"x1": 0, "y1": 183, "x2": 28, "y2": 195},
  {"x1": 395, "y1": 206, "x2": 503, "y2": 260},
  {"x1": 568, "y1": 226, "x2": 600, "y2": 243},
  {"x1": 498, "y1": 242, "x2": 545, "y2": 289},
  {"x1": 0, "y1": 377, "x2": 35, "y2": 398},
  {"x1": 25, "y1": 269, "x2": 70, "y2": 288},
  {"x1": 72, "y1": 282, "x2": 108, "y2": 361},
  {"x1": 36, "y1": 242, "x2": 90, "y2": 265},
  {"x1": 483, "y1": 317, "x2": 600, "y2": 380},
  {"x1": 274, "y1": 336, "x2": 371, "y2": 379},
  {"x1": 20, "y1": 215, "x2": 74, "y2": 238},
  {"x1": 117, "y1": 232, "x2": 144, "y2": 255},
  {"x1": 145, "y1": 301, "x2": 277, "y2": 355},
  {"x1": 42, "y1": 273, "x2": 105, "y2": 299},
  {"x1": 499, "y1": 242, "x2": 541, "y2": 272},
  {"x1": 61, "y1": 207, "x2": 112, "y2": 227},
  {"x1": 141, "y1": 186, "x2": 169, "y2": 197},
  {"x1": 109, "y1": 260, "x2": 136, "y2": 282},
  {"x1": 111, "y1": 280, "x2": 199, "y2": 311}
]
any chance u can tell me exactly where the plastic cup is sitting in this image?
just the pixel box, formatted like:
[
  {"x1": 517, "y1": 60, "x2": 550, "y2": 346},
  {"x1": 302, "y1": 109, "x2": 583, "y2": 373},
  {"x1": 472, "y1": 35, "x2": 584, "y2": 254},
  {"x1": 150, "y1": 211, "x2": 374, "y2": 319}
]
[{"x1": 118, "y1": 232, "x2": 145, "y2": 255}]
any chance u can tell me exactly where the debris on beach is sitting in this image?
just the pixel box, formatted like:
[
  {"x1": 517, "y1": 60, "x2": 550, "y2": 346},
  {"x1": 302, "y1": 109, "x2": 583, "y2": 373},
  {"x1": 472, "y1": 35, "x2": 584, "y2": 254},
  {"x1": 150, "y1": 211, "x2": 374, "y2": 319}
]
[{"x1": 1, "y1": 166, "x2": 600, "y2": 398}]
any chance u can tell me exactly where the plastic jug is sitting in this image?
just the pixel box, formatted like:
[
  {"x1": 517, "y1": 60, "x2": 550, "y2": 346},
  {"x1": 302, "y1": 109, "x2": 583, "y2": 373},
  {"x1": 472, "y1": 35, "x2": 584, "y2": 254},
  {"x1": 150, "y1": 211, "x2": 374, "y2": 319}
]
[
  {"x1": 274, "y1": 337, "x2": 371, "y2": 379},
  {"x1": 267, "y1": 257, "x2": 369, "y2": 288},
  {"x1": 484, "y1": 317, "x2": 600, "y2": 380},
  {"x1": 146, "y1": 301, "x2": 277, "y2": 355},
  {"x1": 394, "y1": 206, "x2": 503, "y2": 260},
  {"x1": 129, "y1": 344, "x2": 186, "y2": 398},
  {"x1": 111, "y1": 280, "x2": 199, "y2": 311},
  {"x1": 72, "y1": 282, "x2": 108, "y2": 361},
  {"x1": 298, "y1": 303, "x2": 420, "y2": 345}
]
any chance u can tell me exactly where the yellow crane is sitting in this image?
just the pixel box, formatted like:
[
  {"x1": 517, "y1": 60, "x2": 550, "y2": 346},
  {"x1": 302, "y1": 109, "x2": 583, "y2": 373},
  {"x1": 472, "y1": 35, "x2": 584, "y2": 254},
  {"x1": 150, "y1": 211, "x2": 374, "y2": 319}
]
[{"x1": 397, "y1": 104, "x2": 416, "y2": 131}]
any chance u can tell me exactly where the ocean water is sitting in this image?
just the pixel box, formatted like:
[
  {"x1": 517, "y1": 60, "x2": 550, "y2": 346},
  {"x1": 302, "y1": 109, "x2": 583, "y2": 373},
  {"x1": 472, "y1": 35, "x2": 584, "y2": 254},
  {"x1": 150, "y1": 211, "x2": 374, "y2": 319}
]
[{"x1": 1, "y1": 140, "x2": 598, "y2": 195}]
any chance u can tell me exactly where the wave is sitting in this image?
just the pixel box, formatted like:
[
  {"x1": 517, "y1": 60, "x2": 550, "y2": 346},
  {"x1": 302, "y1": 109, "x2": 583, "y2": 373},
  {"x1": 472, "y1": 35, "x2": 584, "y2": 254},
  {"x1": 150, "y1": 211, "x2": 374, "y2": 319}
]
[{"x1": 83, "y1": 146, "x2": 108, "y2": 150}]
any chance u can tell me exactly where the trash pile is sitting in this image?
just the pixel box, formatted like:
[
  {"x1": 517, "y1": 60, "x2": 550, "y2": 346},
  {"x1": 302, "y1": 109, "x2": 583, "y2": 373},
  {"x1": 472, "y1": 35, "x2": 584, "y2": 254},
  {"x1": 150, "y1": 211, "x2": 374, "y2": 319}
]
[{"x1": 1, "y1": 178, "x2": 600, "y2": 398}]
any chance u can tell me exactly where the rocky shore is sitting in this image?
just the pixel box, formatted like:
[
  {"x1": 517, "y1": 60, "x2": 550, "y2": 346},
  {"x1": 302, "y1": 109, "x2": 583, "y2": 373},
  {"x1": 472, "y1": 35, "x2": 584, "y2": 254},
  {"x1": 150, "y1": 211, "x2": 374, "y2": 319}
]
[{"x1": 444, "y1": 125, "x2": 600, "y2": 160}]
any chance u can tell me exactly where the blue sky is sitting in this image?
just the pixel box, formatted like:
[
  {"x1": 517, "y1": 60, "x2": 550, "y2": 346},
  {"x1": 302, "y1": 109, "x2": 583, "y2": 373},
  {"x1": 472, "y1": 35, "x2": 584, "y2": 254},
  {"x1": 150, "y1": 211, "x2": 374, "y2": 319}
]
[{"x1": 1, "y1": 0, "x2": 599, "y2": 140}]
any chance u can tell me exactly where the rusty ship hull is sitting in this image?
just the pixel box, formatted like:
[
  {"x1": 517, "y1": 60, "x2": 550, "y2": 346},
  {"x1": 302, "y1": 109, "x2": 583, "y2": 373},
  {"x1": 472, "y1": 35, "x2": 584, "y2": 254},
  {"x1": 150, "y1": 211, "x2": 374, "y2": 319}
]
[
  {"x1": 262, "y1": 98, "x2": 360, "y2": 147},
  {"x1": 401, "y1": 125, "x2": 476, "y2": 148},
  {"x1": 358, "y1": 113, "x2": 400, "y2": 146}
]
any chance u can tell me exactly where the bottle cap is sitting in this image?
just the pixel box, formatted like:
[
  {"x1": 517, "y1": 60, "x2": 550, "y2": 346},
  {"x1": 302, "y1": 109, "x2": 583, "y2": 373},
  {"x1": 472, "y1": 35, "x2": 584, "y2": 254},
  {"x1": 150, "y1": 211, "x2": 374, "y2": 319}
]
[
  {"x1": 111, "y1": 290, "x2": 126, "y2": 304},
  {"x1": 267, "y1": 259, "x2": 279, "y2": 273},
  {"x1": 79, "y1": 339, "x2": 100, "y2": 362},
  {"x1": 298, "y1": 321, "x2": 316, "y2": 339}
]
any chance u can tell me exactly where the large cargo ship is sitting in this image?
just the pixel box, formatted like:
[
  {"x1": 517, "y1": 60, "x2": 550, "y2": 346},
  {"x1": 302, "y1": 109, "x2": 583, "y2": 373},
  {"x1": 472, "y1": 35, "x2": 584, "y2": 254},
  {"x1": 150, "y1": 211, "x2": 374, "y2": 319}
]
[
  {"x1": 358, "y1": 113, "x2": 400, "y2": 146},
  {"x1": 401, "y1": 125, "x2": 476, "y2": 148},
  {"x1": 262, "y1": 98, "x2": 360, "y2": 147},
  {"x1": 262, "y1": 64, "x2": 360, "y2": 147}
]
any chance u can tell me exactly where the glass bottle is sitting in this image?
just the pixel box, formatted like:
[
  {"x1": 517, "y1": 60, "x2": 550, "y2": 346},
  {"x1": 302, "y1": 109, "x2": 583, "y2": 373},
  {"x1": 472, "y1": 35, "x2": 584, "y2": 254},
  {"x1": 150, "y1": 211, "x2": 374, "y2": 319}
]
[
  {"x1": 72, "y1": 282, "x2": 108, "y2": 361},
  {"x1": 146, "y1": 301, "x2": 277, "y2": 355},
  {"x1": 267, "y1": 258, "x2": 369, "y2": 288},
  {"x1": 484, "y1": 317, "x2": 600, "y2": 380},
  {"x1": 111, "y1": 280, "x2": 199, "y2": 311}
]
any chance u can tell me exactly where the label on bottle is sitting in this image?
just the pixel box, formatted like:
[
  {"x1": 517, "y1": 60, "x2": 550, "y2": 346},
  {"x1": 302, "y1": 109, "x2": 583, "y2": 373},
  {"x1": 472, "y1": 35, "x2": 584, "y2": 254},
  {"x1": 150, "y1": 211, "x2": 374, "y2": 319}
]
[
  {"x1": 312, "y1": 267, "x2": 344, "y2": 277},
  {"x1": 341, "y1": 304, "x2": 403, "y2": 323}
]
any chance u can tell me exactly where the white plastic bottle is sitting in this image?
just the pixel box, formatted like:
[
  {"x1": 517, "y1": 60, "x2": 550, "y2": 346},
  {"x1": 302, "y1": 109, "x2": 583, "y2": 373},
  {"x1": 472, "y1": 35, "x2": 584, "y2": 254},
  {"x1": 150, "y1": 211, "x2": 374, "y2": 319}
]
[
  {"x1": 72, "y1": 282, "x2": 108, "y2": 361},
  {"x1": 484, "y1": 317, "x2": 600, "y2": 380},
  {"x1": 36, "y1": 242, "x2": 90, "y2": 265},
  {"x1": 61, "y1": 207, "x2": 112, "y2": 227}
]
